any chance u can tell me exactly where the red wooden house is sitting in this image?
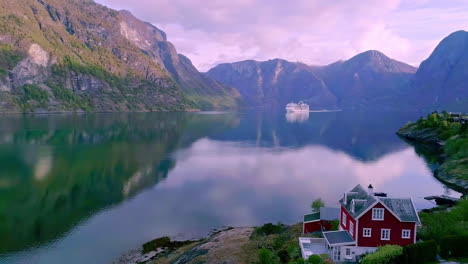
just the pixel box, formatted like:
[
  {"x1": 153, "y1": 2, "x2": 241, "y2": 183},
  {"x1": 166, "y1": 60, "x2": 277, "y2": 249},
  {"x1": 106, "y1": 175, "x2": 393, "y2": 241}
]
[{"x1": 320, "y1": 184, "x2": 420, "y2": 262}]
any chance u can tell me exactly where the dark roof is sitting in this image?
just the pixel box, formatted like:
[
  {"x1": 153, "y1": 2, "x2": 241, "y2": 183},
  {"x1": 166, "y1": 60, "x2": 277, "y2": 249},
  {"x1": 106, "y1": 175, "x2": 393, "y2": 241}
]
[
  {"x1": 323, "y1": 231, "x2": 355, "y2": 245},
  {"x1": 304, "y1": 212, "x2": 320, "y2": 222},
  {"x1": 339, "y1": 184, "x2": 377, "y2": 218},
  {"x1": 319, "y1": 207, "x2": 340, "y2": 221},
  {"x1": 339, "y1": 184, "x2": 419, "y2": 223},
  {"x1": 379, "y1": 198, "x2": 419, "y2": 222}
]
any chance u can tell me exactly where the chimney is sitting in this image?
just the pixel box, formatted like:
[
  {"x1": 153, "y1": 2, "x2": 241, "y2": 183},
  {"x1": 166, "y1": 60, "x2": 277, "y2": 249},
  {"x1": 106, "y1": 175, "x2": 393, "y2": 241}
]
[{"x1": 367, "y1": 184, "x2": 374, "y2": 195}]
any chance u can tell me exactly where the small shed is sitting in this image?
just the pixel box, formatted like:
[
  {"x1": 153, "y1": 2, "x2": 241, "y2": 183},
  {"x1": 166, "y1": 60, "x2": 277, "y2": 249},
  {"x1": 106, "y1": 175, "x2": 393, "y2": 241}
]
[{"x1": 303, "y1": 207, "x2": 340, "y2": 234}]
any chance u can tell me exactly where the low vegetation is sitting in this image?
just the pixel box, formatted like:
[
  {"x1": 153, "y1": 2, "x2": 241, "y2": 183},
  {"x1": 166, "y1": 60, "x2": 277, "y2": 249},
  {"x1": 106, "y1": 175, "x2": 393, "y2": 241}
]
[
  {"x1": 398, "y1": 111, "x2": 468, "y2": 187},
  {"x1": 248, "y1": 223, "x2": 332, "y2": 264},
  {"x1": 142, "y1": 237, "x2": 196, "y2": 254},
  {"x1": 418, "y1": 199, "x2": 468, "y2": 243},
  {"x1": 361, "y1": 245, "x2": 403, "y2": 264},
  {"x1": 14, "y1": 84, "x2": 50, "y2": 111},
  {"x1": 0, "y1": 44, "x2": 23, "y2": 77}
]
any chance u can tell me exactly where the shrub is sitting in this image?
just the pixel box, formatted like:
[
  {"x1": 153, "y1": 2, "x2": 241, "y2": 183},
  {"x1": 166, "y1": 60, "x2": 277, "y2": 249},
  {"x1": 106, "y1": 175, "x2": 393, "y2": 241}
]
[
  {"x1": 255, "y1": 223, "x2": 285, "y2": 236},
  {"x1": 401, "y1": 240, "x2": 437, "y2": 264},
  {"x1": 330, "y1": 220, "x2": 339, "y2": 231},
  {"x1": 440, "y1": 235, "x2": 468, "y2": 259},
  {"x1": 258, "y1": 248, "x2": 278, "y2": 264},
  {"x1": 361, "y1": 245, "x2": 403, "y2": 264},
  {"x1": 307, "y1": 254, "x2": 322, "y2": 264},
  {"x1": 277, "y1": 249, "x2": 290, "y2": 263}
]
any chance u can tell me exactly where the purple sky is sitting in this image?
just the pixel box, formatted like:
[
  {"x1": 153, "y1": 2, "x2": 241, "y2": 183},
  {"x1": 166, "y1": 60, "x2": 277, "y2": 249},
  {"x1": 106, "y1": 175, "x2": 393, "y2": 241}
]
[{"x1": 96, "y1": 0, "x2": 468, "y2": 71}]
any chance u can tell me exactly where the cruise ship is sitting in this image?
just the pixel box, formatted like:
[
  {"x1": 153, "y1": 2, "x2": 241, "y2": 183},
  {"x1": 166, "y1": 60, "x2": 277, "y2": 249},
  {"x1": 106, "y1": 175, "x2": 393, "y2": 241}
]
[{"x1": 285, "y1": 102, "x2": 310, "y2": 112}]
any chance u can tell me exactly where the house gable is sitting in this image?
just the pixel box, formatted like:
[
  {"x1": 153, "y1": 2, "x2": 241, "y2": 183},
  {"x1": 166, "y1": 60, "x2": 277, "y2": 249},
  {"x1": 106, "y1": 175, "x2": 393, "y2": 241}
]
[{"x1": 356, "y1": 203, "x2": 416, "y2": 247}]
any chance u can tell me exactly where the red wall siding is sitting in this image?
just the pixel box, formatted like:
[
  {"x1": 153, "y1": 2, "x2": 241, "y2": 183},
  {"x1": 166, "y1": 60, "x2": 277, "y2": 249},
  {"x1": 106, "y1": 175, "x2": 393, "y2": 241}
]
[
  {"x1": 304, "y1": 220, "x2": 334, "y2": 234},
  {"x1": 304, "y1": 221, "x2": 321, "y2": 234},
  {"x1": 340, "y1": 206, "x2": 357, "y2": 239},
  {"x1": 357, "y1": 203, "x2": 416, "y2": 247}
]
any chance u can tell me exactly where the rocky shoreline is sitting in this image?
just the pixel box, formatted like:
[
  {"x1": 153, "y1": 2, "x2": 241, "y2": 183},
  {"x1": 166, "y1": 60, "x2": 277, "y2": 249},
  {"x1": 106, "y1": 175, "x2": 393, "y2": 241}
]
[
  {"x1": 115, "y1": 227, "x2": 255, "y2": 264},
  {"x1": 397, "y1": 124, "x2": 468, "y2": 194}
]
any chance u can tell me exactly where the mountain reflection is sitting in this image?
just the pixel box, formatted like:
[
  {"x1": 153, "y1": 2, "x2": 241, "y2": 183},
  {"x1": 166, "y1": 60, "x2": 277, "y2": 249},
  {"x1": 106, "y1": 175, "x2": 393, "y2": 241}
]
[{"x1": 0, "y1": 110, "x2": 439, "y2": 258}]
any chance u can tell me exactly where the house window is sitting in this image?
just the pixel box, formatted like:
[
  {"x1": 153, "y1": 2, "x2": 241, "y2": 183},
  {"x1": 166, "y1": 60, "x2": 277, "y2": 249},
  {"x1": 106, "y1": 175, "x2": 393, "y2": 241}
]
[
  {"x1": 402, "y1": 229, "x2": 411, "y2": 239},
  {"x1": 342, "y1": 212, "x2": 347, "y2": 227},
  {"x1": 349, "y1": 222, "x2": 354, "y2": 237},
  {"x1": 346, "y1": 248, "x2": 351, "y2": 256},
  {"x1": 363, "y1": 228, "x2": 372, "y2": 237},
  {"x1": 381, "y1": 229, "x2": 390, "y2": 240},
  {"x1": 372, "y1": 208, "x2": 384, "y2": 220}
]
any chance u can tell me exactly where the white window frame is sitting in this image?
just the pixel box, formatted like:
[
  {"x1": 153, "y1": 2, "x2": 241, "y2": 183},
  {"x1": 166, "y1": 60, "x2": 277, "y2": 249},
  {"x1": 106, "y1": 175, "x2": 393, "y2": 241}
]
[
  {"x1": 363, "y1": 228, "x2": 372, "y2": 237},
  {"x1": 372, "y1": 208, "x2": 385, "y2": 221},
  {"x1": 349, "y1": 221, "x2": 354, "y2": 237},
  {"x1": 346, "y1": 248, "x2": 351, "y2": 256},
  {"x1": 381, "y1": 229, "x2": 390, "y2": 241},
  {"x1": 342, "y1": 212, "x2": 347, "y2": 227},
  {"x1": 402, "y1": 229, "x2": 411, "y2": 239}
]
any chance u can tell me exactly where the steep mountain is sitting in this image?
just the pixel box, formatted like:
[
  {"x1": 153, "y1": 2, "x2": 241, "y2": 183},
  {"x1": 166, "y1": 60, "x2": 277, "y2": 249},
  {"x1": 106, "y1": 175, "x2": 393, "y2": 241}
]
[
  {"x1": 410, "y1": 30, "x2": 468, "y2": 110},
  {"x1": 317, "y1": 50, "x2": 417, "y2": 108},
  {"x1": 206, "y1": 59, "x2": 337, "y2": 108},
  {"x1": 207, "y1": 51, "x2": 416, "y2": 109},
  {"x1": 0, "y1": 0, "x2": 239, "y2": 113}
]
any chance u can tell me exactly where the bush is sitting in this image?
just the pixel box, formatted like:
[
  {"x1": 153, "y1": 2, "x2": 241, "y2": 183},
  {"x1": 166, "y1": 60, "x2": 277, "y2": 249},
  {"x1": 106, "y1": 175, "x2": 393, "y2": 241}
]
[
  {"x1": 255, "y1": 223, "x2": 285, "y2": 236},
  {"x1": 278, "y1": 249, "x2": 290, "y2": 263},
  {"x1": 361, "y1": 245, "x2": 403, "y2": 264},
  {"x1": 401, "y1": 240, "x2": 437, "y2": 264},
  {"x1": 440, "y1": 235, "x2": 468, "y2": 259},
  {"x1": 258, "y1": 248, "x2": 278, "y2": 264},
  {"x1": 307, "y1": 254, "x2": 322, "y2": 264}
]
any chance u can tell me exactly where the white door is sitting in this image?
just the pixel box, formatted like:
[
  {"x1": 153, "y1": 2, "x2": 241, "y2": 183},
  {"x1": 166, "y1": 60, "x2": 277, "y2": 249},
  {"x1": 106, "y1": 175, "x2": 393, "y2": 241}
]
[{"x1": 333, "y1": 246, "x2": 341, "y2": 261}]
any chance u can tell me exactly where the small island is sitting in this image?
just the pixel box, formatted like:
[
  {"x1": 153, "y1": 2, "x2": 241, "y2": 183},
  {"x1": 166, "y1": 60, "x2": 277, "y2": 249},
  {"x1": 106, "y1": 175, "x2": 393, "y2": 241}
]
[{"x1": 397, "y1": 111, "x2": 468, "y2": 194}]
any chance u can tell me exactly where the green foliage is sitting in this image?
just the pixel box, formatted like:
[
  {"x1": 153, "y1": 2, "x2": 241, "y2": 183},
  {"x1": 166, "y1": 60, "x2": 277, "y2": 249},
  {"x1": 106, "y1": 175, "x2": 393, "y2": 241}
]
[
  {"x1": 307, "y1": 254, "x2": 323, "y2": 264},
  {"x1": 142, "y1": 236, "x2": 194, "y2": 254},
  {"x1": 361, "y1": 245, "x2": 403, "y2": 264},
  {"x1": 330, "y1": 220, "x2": 339, "y2": 231},
  {"x1": 258, "y1": 248, "x2": 279, "y2": 264},
  {"x1": 278, "y1": 249, "x2": 290, "y2": 263},
  {"x1": 15, "y1": 84, "x2": 50, "y2": 111},
  {"x1": 0, "y1": 44, "x2": 23, "y2": 77},
  {"x1": 311, "y1": 198, "x2": 325, "y2": 212},
  {"x1": 440, "y1": 235, "x2": 468, "y2": 259},
  {"x1": 255, "y1": 223, "x2": 285, "y2": 236},
  {"x1": 419, "y1": 199, "x2": 468, "y2": 243},
  {"x1": 407, "y1": 111, "x2": 468, "y2": 181},
  {"x1": 401, "y1": 240, "x2": 437, "y2": 264},
  {"x1": 48, "y1": 82, "x2": 93, "y2": 111}
]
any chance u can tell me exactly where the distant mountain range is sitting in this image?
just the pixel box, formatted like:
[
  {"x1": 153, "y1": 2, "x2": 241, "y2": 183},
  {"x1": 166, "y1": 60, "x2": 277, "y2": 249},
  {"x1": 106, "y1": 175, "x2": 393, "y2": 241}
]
[
  {"x1": 207, "y1": 31, "x2": 468, "y2": 111},
  {"x1": 0, "y1": 0, "x2": 466, "y2": 112}
]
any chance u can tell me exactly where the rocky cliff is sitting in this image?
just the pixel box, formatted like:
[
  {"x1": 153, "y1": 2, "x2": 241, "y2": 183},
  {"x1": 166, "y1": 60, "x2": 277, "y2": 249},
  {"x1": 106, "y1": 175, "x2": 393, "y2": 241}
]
[
  {"x1": 0, "y1": 0, "x2": 240, "y2": 113},
  {"x1": 409, "y1": 30, "x2": 468, "y2": 111}
]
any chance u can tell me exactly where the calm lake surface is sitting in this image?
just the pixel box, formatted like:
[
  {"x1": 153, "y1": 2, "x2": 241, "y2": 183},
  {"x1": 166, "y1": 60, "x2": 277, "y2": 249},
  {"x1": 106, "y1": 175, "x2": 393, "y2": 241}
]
[{"x1": 0, "y1": 110, "x2": 461, "y2": 264}]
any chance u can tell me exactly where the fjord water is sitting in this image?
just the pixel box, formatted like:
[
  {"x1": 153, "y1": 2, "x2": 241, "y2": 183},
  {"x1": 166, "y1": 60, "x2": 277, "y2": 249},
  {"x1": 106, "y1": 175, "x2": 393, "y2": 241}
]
[{"x1": 0, "y1": 111, "x2": 460, "y2": 264}]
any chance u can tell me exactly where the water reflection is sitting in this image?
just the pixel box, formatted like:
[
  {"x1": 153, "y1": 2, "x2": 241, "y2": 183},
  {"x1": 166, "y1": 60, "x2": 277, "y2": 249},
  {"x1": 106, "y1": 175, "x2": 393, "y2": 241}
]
[
  {"x1": 286, "y1": 111, "x2": 309, "y2": 123},
  {"x1": 0, "y1": 111, "x2": 460, "y2": 264}
]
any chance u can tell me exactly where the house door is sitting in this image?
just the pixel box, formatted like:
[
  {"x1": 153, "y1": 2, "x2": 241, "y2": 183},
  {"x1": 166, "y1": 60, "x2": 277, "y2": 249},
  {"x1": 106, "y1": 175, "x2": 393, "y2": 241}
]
[{"x1": 333, "y1": 246, "x2": 341, "y2": 261}]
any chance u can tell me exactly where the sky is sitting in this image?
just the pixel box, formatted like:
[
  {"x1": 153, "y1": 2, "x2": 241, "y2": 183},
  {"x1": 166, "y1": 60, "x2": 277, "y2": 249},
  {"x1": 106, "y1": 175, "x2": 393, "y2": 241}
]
[{"x1": 96, "y1": 0, "x2": 468, "y2": 71}]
